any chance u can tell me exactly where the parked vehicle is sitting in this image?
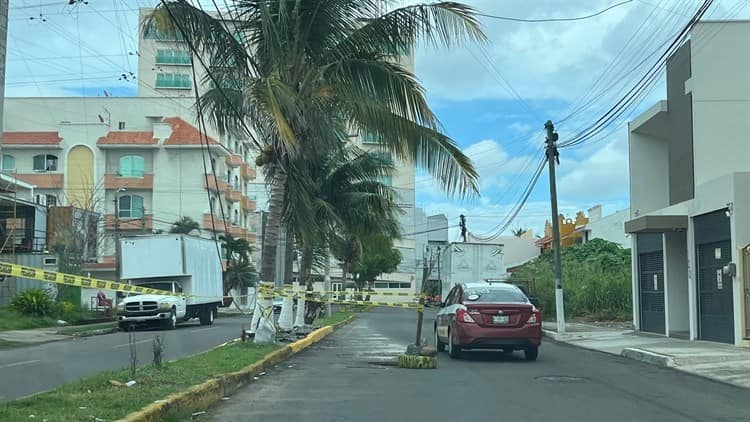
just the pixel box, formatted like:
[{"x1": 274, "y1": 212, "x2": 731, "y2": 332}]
[
  {"x1": 440, "y1": 242, "x2": 506, "y2": 299},
  {"x1": 434, "y1": 282, "x2": 541, "y2": 361},
  {"x1": 116, "y1": 235, "x2": 223, "y2": 331}
]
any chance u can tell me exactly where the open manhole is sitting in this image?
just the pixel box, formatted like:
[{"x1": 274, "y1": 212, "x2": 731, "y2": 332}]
[{"x1": 535, "y1": 375, "x2": 587, "y2": 383}]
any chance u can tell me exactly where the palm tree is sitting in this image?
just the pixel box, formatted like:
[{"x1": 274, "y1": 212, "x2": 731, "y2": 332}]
[
  {"x1": 169, "y1": 217, "x2": 200, "y2": 235},
  {"x1": 220, "y1": 235, "x2": 257, "y2": 297},
  {"x1": 513, "y1": 228, "x2": 527, "y2": 238},
  {"x1": 144, "y1": 1, "x2": 485, "y2": 284}
]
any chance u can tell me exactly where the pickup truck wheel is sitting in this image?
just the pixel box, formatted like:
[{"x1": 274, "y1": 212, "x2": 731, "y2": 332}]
[{"x1": 165, "y1": 309, "x2": 177, "y2": 330}]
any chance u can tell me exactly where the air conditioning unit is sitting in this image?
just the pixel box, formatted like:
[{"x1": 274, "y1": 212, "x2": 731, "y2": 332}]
[{"x1": 43, "y1": 257, "x2": 58, "y2": 266}]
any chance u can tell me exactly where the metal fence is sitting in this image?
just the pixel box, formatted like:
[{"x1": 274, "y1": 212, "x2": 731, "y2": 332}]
[{"x1": 0, "y1": 253, "x2": 58, "y2": 306}]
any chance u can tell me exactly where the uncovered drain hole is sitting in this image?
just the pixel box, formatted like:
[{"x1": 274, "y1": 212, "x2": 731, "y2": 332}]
[{"x1": 536, "y1": 375, "x2": 587, "y2": 382}]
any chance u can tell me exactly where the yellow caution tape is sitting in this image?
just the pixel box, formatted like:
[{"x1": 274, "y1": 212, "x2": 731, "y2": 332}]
[
  {"x1": 258, "y1": 286, "x2": 423, "y2": 310},
  {"x1": 0, "y1": 262, "x2": 183, "y2": 297}
]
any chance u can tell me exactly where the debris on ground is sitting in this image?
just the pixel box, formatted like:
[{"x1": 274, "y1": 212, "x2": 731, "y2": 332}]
[
  {"x1": 125, "y1": 380, "x2": 136, "y2": 387},
  {"x1": 109, "y1": 380, "x2": 124, "y2": 387}
]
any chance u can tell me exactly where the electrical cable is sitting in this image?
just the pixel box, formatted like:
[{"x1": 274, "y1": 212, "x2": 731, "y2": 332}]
[{"x1": 476, "y1": 1, "x2": 634, "y2": 23}]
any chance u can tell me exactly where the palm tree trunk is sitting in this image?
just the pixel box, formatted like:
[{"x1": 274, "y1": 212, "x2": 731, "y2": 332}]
[
  {"x1": 284, "y1": 227, "x2": 294, "y2": 285},
  {"x1": 260, "y1": 170, "x2": 287, "y2": 284}
]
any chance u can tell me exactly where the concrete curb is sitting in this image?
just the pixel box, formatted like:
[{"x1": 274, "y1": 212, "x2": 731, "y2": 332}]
[
  {"x1": 118, "y1": 315, "x2": 355, "y2": 422},
  {"x1": 621, "y1": 347, "x2": 675, "y2": 368}
]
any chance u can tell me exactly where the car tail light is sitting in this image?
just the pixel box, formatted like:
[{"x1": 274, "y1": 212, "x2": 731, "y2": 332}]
[
  {"x1": 456, "y1": 308, "x2": 476, "y2": 323},
  {"x1": 526, "y1": 312, "x2": 540, "y2": 325}
]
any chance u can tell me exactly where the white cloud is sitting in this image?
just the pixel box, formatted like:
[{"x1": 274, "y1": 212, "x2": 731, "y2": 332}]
[{"x1": 557, "y1": 133, "x2": 630, "y2": 202}]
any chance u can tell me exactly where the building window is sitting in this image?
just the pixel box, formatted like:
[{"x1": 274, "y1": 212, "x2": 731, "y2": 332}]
[
  {"x1": 46, "y1": 195, "x2": 57, "y2": 207},
  {"x1": 233, "y1": 209, "x2": 239, "y2": 225},
  {"x1": 33, "y1": 154, "x2": 58, "y2": 172},
  {"x1": 155, "y1": 49, "x2": 191, "y2": 65},
  {"x1": 119, "y1": 155, "x2": 145, "y2": 177},
  {"x1": 2, "y1": 154, "x2": 15, "y2": 171},
  {"x1": 118, "y1": 121, "x2": 126, "y2": 130},
  {"x1": 118, "y1": 195, "x2": 144, "y2": 218},
  {"x1": 155, "y1": 72, "x2": 191, "y2": 89}
]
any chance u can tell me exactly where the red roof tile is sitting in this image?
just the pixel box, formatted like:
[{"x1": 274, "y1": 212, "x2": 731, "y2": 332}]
[
  {"x1": 97, "y1": 131, "x2": 158, "y2": 145},
  {"x1": 3, "y1": 132, "x2": 62, "y2": 145},
  {"x1": 163, "y1": 117, "x2": 219, "y2": 145}
]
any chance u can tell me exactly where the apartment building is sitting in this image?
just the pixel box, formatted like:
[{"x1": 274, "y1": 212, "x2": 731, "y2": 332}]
[
  {"x1": 625, "y1": 21, "x2": 750, "y2": 347},
  {"x1": 2, "y1": 97, "x2": 259, "y2": 279}
]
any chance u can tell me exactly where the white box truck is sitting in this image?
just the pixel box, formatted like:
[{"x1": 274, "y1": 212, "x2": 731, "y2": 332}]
[
  {"x1": 116, "y1": 234, "x2": 223, "y2": 330},
  {"x1": 440, "y1": 242, "x2": 506, "y2": 297}
]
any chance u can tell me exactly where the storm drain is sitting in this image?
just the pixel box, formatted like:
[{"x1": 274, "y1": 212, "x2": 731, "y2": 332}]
[{"x1": 535, "y1": 375, "x2": 587, "y2": 383}]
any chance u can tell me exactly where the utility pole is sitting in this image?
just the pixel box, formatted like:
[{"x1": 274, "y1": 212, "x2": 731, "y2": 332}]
[
  {"x1": 545, "y1": 120, "x2": 565, "y2": 334},
  {"x1": 114, "y1": 188, "x2": 125, "y2": 285},
  {"x1": 0, "y1": 0, "x2": 7, "y2": 162},
  {"x1": 459, "y1": 214, "x2": 467, "y2": 242}
]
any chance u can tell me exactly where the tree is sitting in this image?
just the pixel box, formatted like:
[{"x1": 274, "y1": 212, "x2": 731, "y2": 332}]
[
  {"x1": 220, "y1": 235, "x2": 257, "y2": 297},
  {"x1": 513, "y1": 228, "x2": 527, "y2": 238},
  {"x1": 169, "y1": 217, "x2": 200, "y2": 235},
  {"x1": 352, "y1": 235, "x2": 402, "y2": 290},
  {"x1": 144, "y1": 0, "x2": 485, "y2": 286}
]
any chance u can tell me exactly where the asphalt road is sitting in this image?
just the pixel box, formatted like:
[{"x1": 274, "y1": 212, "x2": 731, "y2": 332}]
[
  {"x1": 0, "y1": 316, "x2": 250, "y2": 402},
  {"x1": 207, "y1": 308, "x2": 749, "y2": 422}
]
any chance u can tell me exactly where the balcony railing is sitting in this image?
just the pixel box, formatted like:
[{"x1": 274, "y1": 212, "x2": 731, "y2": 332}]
[
  {"x1": 104, "y1": 174, "x2": 154, "y2": 190},
  {"x1": 15, "y1": 173, "x2": 64, "y2": 189},
  {"x1": 241, "y1": 163, "x2": 256, "y2": 180},
  {"x1": 202, "y1": 213, "x2": 228, "y2": 232},
  {"x1": 204, "y1": 174, "x2": 230, "y2": 192},
  {"x1": 103, "y1": 214, "x2": 153, "y2": 231},
  {"x1": 241, "y1": 196, "x2": 256, "y2": 211},
  {"x1": 225, "y1": 154, "x2": 243, "y2": 167},
  {"x1": 226, "y1": 188, "x2": 242, "y2": 202}
]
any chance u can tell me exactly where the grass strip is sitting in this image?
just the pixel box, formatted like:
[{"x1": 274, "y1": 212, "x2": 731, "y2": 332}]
[
  {"x1": 0, "y1": 342, "x2": 279, "y2": 421},
  {"x1": 0, "y1": 307, "x2": 57, "y2": 332}
]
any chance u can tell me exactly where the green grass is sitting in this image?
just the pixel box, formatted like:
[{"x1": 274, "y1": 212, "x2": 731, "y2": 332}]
[
  {"x1": 0, "y1": 307, "x2": 58, "y2": 332},
  {"x1": 0, "y1": 342, "x2": 281, "y2": 422},
  {"x1": 316, "y1": 311, "x2": 352, "y2": 327},
  {"x1": 56, "y1": 322, "x2": 117, "y2": 335}
]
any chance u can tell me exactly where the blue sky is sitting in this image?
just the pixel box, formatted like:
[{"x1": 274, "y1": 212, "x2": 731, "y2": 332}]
[{"x1": 6, "y1": 0, "x2": 750, "y2": 239}]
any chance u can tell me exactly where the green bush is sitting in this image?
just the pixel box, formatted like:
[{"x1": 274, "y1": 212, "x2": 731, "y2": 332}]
[
  {"x1": 511, "y1": 239, "x2": 632, "y2": 320},
  {"x1": 11, "y1": 289, "x2": 55, "y2": 317}
]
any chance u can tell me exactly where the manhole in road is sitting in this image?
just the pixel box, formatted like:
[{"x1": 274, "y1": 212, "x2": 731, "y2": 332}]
[{"x1": 535, "y1": 375, "x2": 587, "y2": 383}]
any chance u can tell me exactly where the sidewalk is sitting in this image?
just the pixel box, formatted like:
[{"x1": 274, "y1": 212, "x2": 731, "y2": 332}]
[
  {"x1": 543, "y1": 321, "x2": 750, "y2": 389},
  {"x1": 0, "y1": 326, "x2": 70, "y2": 344}
]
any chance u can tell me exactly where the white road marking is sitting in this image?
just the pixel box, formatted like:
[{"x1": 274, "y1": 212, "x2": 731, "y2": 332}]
[
  {"x1": 191, "y1": 327, "x2": 215, "y2": 333},
  {"x1": 113, "y1": 339, "x2": 151, "y2": 349},
  {"x1": 0, "y1": 360, "x2": 40, "y2": 370}
]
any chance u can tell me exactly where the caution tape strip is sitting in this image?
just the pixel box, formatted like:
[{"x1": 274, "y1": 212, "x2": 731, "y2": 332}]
[
  {"x1": 273, "y1": 286, "x2": 425, "y2": 298},
  {"x1": 0, "y1": 262, "x2": 183, "y2": 297},
  {"x1": 258, "y1": 286, "x2": 423, "y2": 310}
]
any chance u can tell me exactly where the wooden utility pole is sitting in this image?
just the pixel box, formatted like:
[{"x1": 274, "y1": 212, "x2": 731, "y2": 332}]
[{"x1": 545, "y1": 120, "x2": 566, "y2": 333}]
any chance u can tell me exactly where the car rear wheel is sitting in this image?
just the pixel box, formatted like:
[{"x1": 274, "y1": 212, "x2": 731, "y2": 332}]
[
  {"x1": 448, "y1": 329, "x2": 462, "y2": 359},
  {"x1": 524, "y1": 346, "x2": 539, "y2": 361},
  {"x1": 434, "y1": 325, "x2": 446, "y2": 352}
]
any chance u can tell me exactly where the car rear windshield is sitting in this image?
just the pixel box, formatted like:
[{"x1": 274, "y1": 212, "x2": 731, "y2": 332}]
[{"x1": 463, "y1": 287, "x2": 528, "y2": 303}]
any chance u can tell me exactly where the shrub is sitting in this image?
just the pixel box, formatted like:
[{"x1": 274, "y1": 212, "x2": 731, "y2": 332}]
[{"x1": 11, "y1": 289, "x2": 55, "y2": 317}]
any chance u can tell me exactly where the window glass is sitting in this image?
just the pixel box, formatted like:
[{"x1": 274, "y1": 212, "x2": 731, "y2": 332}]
[
  {"x1": 2, "y1": 154, "x2": 15, "y2": 171},
  {"x1": 119, "y1": 155, "x2": 145, "y2": 177}
]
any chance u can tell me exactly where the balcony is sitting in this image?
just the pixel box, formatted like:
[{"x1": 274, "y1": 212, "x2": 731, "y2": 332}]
[
  {"x1": 241, "y1": 195, "x2": 256, "y2": 211},
  {"x1": 203, "y1": 213, "x2": 228, "y2": 232},
  {"x1": 228, "y1": 224, "x2": 244, "y2": 237},
  {"x1": 103, "y1": 214, "x2": 153, "y2": 231},
  {"x1": 104, "y1": 174, "x2": 154, "y2": 190},
  {"x1": 204, "y1": 174, "x2": 230, "y2": 192},
  {"x1": 15, "y1": 173, "x2": 64, "y2": 189},
  {"x1": 226, "y1": 154, "x2": 243, "y2": 167},
  {"x1": 226, "y1": 188, "x2": 242, "y2": 202},
  {"x1": 241, "y1": 163, "x2": 256, "y2": 180}
]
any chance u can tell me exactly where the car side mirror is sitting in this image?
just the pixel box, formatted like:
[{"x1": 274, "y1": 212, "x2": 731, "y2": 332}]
[{"x1": 529, "y1": 297, "x2": 541, "y2": 309}]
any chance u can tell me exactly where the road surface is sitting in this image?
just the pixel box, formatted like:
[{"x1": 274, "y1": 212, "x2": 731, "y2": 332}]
[
  {"x1": 207, "y1": 308, "x2": 749, "y2": 422},
  {"x1": 0, "y1": 316, "x2": 250, "y2": 402}
]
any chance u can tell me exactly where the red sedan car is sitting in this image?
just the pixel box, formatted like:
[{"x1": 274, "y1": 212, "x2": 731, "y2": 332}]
[{"x1": 434, "y1": 282, "x2": 542, "y2": 361}]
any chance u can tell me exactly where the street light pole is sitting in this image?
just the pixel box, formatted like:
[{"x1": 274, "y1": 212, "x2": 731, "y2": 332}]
[{"x1": 114, "y1": 188, "x2": 125, "y2": 285}]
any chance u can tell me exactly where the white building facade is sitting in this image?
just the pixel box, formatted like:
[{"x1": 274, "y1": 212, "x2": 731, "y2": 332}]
[{"x1": 625, "y1": 21, "x2": 750, "y2": 347}]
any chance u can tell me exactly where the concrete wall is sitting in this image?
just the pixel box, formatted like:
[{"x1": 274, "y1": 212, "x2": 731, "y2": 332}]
[
  {"x1": 492, "y1": 236, "x2": 539, "y2": 269},
  {"x1": 583, "y1": 208, "x2": 632, "y2": 248},
  {"x1": 629, "y1": 131, "x2": 669, "y2": 217},
  {"x1": 664, "y1": 231, "x2": 689, "y2": 336},
  {"x1": 690, "y1": 22, "x2": 750, "y2": 187},
  {"x1": 665, "y1": 41, "x2": 695, "y2": 205}
]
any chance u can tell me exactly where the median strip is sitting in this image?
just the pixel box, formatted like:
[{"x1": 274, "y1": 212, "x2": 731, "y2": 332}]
[{"x1": 0, "y1": 312, "x2": 355, "y2": 422}]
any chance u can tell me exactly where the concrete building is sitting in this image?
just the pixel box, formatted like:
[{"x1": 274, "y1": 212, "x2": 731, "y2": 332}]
[
  {"x1": 576, "y1": 205, "x2": 632, "y2": 248},
  {"x1": 2, "y1": 97, "x2": 259, "y2": 280},
  {"x1": 625, "y1": 21, "x2": 750, "y2": 347},
  {"x1": 414, "y1": 209, "x2": 449, "y2": 293}
]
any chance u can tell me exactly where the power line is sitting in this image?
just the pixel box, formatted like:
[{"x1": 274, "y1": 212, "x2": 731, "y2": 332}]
[{"x1": 476, "y1": 0, "x2": 634, "y2": 23}]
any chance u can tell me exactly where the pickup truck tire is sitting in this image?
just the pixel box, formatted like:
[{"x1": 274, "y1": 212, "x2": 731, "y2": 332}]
[
  {"x1": 199, "y1": 306, "x2": 215, "y2": 326},
  {"x1": 164, "y1": 309, "x2": 177, "y2": 330}
]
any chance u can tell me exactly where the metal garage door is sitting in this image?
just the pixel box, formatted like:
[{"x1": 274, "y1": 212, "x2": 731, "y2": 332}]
[
  {"x1": 695, "y1": 210, "x2": 733, "y2": 344},
  {"x1": 697, "y1": 241, "x2": 734, "y2": 343},
  {"x1": 639, "y1": 251, "x2": 665, "y2": 334}
]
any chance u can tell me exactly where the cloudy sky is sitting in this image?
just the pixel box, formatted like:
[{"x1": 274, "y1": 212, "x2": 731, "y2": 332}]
[{"x1": 6, "y1": 0, "x2": 750, "y2": 239}]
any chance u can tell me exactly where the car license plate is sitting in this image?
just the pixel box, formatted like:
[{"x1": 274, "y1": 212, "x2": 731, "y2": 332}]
[{"x1": 493, "y1": 315, "x2": 509, "y2": 324}]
